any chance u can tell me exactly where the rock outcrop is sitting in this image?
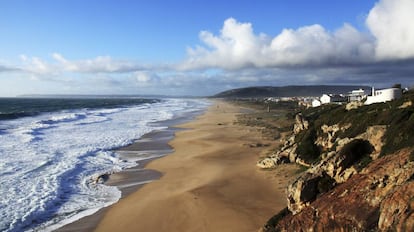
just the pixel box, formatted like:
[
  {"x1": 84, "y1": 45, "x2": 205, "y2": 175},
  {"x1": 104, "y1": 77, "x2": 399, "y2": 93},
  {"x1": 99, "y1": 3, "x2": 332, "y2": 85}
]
[
  {"x1": 293, "y1": 113, "x2": 309, "y2": 134},
  {"x1": 261, "y1": 92, "x2": 414, "y2": 231},
  {"x1": 257, "y1": 114, "x2": 309, "y2": 169},
  {"x1": 315, "y1": 123, "x2": 350, "y2": 151},
  {"x1": 285, "y1": 138, "x2": 375, "y2": 216},
  {"x1": 271, "y1": 149, "x2": 414, "y2": 231}
]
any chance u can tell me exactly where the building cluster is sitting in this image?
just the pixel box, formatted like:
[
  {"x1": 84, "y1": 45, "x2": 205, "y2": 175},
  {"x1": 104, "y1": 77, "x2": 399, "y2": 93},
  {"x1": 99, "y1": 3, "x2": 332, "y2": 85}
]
[{"x1": 301, "y1": 86, "x2": 403, "y2": 108}]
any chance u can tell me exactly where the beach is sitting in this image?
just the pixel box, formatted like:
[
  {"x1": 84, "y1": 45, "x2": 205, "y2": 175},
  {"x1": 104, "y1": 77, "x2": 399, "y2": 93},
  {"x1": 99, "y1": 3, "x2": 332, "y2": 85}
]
[{"x1": 88, "y1": 100, "x2": 298, "y2": 232}]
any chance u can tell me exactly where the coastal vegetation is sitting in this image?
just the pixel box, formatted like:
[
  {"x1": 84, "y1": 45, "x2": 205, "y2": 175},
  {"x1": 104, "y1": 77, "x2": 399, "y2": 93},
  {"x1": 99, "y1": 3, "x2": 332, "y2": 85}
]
[
  {"x1": 257, "y1": 90, "x2": 414, "y2": 231},
  {"x1": 232, "y1": 99, "x2": 297, "y2": 141},
  {"x1": 217, "y1": 89, "x2": 414, "y2": 230},
  {"x1": 295, "y1": 89, "x2": 414, "y2": 159}
]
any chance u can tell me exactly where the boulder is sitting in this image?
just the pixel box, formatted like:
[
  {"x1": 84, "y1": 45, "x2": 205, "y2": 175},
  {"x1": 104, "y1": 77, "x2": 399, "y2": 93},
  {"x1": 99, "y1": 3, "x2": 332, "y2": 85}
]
[{"x1": 256, "y1": 155, "x2": 289, "y2": 169}]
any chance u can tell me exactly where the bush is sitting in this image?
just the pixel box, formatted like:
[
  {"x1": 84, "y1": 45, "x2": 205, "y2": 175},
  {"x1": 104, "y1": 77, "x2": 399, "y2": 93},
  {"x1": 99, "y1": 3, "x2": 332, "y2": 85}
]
[
  {"x1": 339, "y1": 139, "x2": 374, "y2": 168},
  {"x1": 409, "y1": 150, "x2": 414, "y2": 162},
  {"x1": 295, "y1": 128, "x2": 320, "y2": 163},
  {"x1": 381, "y1": 108, "x2": 414, "y2": 156},
  {"x1": 263, "y1": 207, "x2": 290, "y2": 232},
  {"x1": 355, "y1": 155, "x2": 373, "y2": 171},
  {"x1": 299, "y1": 91, "x2": 414, "y2": 157},
  {"x1": 317, "y1": 173, "x2": 336, "y2": 194}
]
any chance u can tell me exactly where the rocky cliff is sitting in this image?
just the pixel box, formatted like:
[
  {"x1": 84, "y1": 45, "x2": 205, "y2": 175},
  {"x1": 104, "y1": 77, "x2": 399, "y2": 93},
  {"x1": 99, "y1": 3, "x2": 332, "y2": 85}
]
[{"x1": 259, "y1": 91, "x2": 414, "y2": 231}]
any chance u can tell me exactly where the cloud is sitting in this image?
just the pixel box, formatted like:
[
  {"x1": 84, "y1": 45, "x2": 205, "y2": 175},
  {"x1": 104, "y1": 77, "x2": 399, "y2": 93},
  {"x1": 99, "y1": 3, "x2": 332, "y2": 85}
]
[
  {"x1": 182, "y1": 18, "x2": 268, "y2": 70},
  {"x1": 266, "y1": 23, "x2": 375, "y2": 66},
  {"x1": 182, "y1": 0, "x2": 414, "y2": 70},
  {"x1": 0, "y1": 64, "x2": 20, "y2": 72},
  {"x1": 3, "y1": 0, "x2": 414, "y2": 97},
  {"x1": 17, "y1": 53, "x2": 148, "y2": 75},
  {"x1": 131, "y1": 71, "x2": 161, "y2": 87},
  {"x1": 366, "y1": 0, "x2": 414, "y2": 60},
  {"x1": 181, "y1": 18, "x2": 375, "y2": 70},
  {"x1": 51, "y1": 53, "x2": 146, "y2": 73}
]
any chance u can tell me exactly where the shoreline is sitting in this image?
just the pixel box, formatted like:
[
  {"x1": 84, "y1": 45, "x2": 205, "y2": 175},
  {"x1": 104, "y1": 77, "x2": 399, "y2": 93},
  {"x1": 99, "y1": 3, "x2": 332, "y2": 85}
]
[
  {"x1": 55, "y1": 129, "x2": 174, "y2": 232},
  {"x1": 93, "y1": 100, "x2": 300, "y2": 232},
  {"x1": 56, "y1": 106, "x2": 205, "y2": 232}
]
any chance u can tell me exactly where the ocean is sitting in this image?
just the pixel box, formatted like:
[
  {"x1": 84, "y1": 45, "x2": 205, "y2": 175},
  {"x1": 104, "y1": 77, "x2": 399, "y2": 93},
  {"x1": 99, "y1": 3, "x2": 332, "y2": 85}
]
[{"x1": 0, "y1": 97, "x2": 210, "y2": 232}]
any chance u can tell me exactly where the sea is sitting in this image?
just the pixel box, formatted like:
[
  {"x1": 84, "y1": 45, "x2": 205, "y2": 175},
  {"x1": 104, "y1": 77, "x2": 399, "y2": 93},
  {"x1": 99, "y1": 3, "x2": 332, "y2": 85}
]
[{"x1": 0, "y1": 97, "x2": 210, "y2": 232}]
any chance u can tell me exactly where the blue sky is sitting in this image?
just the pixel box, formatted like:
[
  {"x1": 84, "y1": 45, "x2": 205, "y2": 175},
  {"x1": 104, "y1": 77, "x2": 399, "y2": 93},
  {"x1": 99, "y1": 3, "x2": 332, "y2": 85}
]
[{"x1": 1, "y1": 0, "x2": 413, "y2": 96}]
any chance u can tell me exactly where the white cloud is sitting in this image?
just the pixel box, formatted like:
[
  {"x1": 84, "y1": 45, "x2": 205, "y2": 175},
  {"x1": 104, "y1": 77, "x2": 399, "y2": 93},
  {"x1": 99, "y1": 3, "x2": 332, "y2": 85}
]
[
  {"x1": 2, "y1": 0, "x2": 414, "y2": 97},
  {"x1": 131, "y1": 71, "x2": 161, "y2": 87},
  {"x1": 51, "y1": 53, "x2": 145, "y2": 73},
  {"x1": 181, "y1": 18, "x2": 375, "y2": 70},
  {"x1": 22, "y1": 56, "x2": 57, "y2": 75},
  {"x1": 266, "y1": 23, "x2": 374, "y2": 66},
  {"x1": 182, "y1": 0, "x2": 414, "y2": 70},
  {"x1": 366, "y1": 0, "x2": 414, "y2": 59},
  {"x1": 17, "y1": 53, "x2": 147, "y2": 75},
  {"x1": 182, "y1": 18, "x2": 268, "y2": 70},
  {"x1": 0, "y1": 64, "x2": 19, "y2": 72}
]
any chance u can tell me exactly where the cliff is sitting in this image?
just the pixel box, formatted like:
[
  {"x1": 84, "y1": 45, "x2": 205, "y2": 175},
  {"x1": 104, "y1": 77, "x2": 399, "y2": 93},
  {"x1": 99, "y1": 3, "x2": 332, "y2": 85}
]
[{"x1": 259, "y1": 91, "x2": 414, "y2": 231}]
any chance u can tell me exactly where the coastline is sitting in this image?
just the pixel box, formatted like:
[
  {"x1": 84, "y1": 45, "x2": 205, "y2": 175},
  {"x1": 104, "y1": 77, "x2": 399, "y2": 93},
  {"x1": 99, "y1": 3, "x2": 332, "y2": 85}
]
[
  {"x1": 93, "y1": 100, "x2": 299, "y2": 232},
  {"x1": 56, "y1": 103, "x2": 206, "y2": 232},
  {"x1": 55, "y1": 130, "x2": 173, "y2": 232}
]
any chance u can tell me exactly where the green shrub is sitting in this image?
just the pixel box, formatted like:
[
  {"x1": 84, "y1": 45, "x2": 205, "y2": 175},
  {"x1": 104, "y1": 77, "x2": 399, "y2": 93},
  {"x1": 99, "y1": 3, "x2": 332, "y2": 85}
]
[
  {"x1": 298, "y1": 91, "x2": 414, "y2": 157},
  {"x1": 409, "y1": 150, "x2": 414, "y2": 162},
  {"x1": 355, "y1": 155, "x2": 373, "y2": 171},
  {"x1": 317, "y1": 173, "x2": 336, "y2": 194},
  {"x1": 381, "y1": 108, "x2": 414, "y2": 156},
  {"x1": 263, "y1": 207, "x2": 290, "y2": 232},
  {"x1": 339, "y1": 139, "x2": 374, "y2": 168},
  {"x1": 295, "y1": 128, "x2": 321, "y2": 163}
]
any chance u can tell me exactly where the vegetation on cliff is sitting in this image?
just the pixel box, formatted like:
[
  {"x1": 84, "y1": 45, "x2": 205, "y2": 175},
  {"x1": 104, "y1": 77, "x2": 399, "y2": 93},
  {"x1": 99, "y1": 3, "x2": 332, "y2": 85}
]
[
  {"x1": 294, "y1": 90, "x2": 414, "y2": 161},
  {"x1": 261, "y1": 90, "x2": 414, "y2": 231}
]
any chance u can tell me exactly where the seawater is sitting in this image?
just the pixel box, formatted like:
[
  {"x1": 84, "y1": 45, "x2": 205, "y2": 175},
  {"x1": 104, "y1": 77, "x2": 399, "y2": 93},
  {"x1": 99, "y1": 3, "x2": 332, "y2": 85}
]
[{"x1": 0, "y1": 98, "x2": 210, "y2": 232}]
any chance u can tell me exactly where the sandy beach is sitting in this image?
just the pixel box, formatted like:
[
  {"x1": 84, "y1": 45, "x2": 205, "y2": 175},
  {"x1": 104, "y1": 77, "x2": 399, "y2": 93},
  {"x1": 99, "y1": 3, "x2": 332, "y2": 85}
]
[{"x1": 90, "y1": 100, "x2": 298, "y2": 232}]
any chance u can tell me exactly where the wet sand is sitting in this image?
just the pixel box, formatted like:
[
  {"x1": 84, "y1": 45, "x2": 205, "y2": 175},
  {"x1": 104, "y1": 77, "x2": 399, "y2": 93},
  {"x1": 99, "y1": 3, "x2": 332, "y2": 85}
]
[
  {"x1": 56, "y1": 130, "x2": 175, "y2": 232},
  {"x1": 94, "y1": 101, "x2": 298, "y2": 232}
]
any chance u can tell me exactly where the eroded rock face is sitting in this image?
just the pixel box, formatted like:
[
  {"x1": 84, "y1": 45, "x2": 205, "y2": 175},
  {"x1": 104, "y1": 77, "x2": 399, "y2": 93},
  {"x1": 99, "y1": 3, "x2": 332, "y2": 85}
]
[
  {"x1": 399, "y1": 100, "x2": 412, "y2": 109},
  {"x1": 346, "y1": 101, "x2": 364, "y2": 110},
  {"x1": 272, "y1": 149, "x2": 414, "y2": 232},
  {"x1": 378, "y1": 182, "x2": 414, "y2": 231},
  {"x1": 256, "y1": 134, "x2": 297, "y2": 169},
  {"x1": 287, "y1": 172, "x2": 322, "y2": 215},
  {"x1": 356, "y1": 125, "x2": 386, "y2": 160},
  {"x1": 293, "y1": 113, "x2": 309, "y2": 135},
  {"x1": 285, "y1": 139, "x2": 374, "y2": 218},
  {"x1": 256, "y1": 155, "x2": 289, "y2": 169},
  {"x1": 316, "y1": 123, "x2": 351, "y2": 151},
  {"x1": 259, "y1": 124, "x2": 387, "y2": 217},
  {"x1": 310, "y1": 151, "x2": 359, "y2": 184}
]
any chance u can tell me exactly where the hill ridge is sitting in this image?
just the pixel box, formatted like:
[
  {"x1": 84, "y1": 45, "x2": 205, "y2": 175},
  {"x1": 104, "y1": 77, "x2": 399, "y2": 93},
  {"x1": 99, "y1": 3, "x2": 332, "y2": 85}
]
[{"x1": 213, "y1": 85, "x2": 370, "y2": 98}]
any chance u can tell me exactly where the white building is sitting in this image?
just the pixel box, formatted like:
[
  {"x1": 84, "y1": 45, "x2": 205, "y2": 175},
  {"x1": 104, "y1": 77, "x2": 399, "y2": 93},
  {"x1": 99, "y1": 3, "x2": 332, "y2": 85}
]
[
  {"x1": 312, "y1": 99, "x2": 321, "y2": 107},
  {"x1": 348, "y1": 89, "x2": 366, "y2": 102},
  {"x1": 364, "y1": 87, "x2": 402, "y2": 105},
  {"x1": 320, "y1": 94, "x2": 347, "y2": 105}
]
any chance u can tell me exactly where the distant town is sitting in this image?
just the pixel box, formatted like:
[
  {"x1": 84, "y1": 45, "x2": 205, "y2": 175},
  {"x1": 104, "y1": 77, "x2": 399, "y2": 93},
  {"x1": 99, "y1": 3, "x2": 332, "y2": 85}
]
[{"x1": 264, "y1": 85, "x2": 407, "y2": 108}]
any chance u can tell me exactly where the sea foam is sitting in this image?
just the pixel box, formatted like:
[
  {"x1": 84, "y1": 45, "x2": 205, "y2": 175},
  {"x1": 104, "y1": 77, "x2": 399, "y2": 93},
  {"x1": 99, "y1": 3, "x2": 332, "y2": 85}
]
[{"x1": 0, "y1": 98, "x2": 209, "y2": 232}]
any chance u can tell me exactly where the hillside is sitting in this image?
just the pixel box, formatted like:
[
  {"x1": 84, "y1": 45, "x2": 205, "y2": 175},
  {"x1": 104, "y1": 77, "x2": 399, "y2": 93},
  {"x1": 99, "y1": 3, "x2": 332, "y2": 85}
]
[
  {"x1": 213, "y1": 85, "x2": 369, "y2": 98},
  {"x1": 258, "y1": 90, "x2": 414, "y2": 231}
]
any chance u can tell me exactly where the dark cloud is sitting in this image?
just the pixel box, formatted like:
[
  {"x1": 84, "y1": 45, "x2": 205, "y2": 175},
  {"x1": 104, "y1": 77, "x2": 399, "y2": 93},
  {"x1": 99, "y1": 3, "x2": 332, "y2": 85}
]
[{"x1": 0, "y1": 64, "x2": 20, "y2": 72}]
